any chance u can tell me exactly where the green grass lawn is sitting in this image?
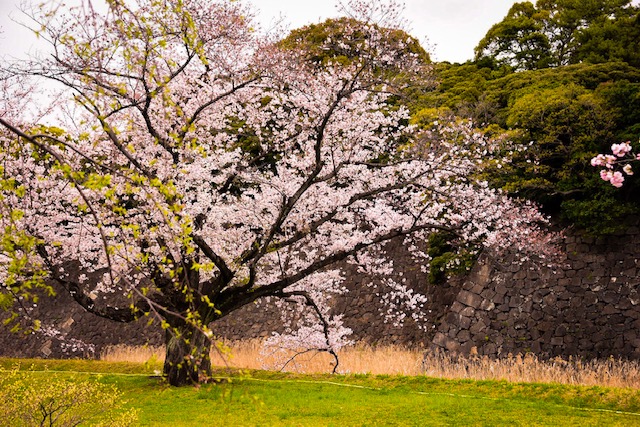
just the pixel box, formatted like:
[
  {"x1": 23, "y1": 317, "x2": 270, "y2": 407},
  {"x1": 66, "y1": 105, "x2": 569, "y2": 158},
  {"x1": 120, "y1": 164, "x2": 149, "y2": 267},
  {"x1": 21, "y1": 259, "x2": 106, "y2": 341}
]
[{"x1": 2, "y1": 358, "x2": 640, "y2": 426}]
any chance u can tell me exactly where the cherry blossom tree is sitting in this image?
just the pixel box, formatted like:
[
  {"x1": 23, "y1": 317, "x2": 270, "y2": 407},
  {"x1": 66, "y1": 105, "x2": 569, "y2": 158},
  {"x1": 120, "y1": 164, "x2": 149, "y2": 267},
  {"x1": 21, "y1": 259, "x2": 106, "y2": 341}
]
[{"x1": 0, "y1": 0, "x2": 555, "y2": 386}]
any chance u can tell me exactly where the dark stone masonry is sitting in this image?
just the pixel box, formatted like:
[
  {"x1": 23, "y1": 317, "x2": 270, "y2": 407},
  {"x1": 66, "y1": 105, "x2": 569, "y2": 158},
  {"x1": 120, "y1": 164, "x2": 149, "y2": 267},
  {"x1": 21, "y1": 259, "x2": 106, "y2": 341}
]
[
  {"x1": 2, "y1": 222, "x2": 640, "y2": 361},
  {"x1": 431, "y1": 223, "x2": 640, "y2": 359}
]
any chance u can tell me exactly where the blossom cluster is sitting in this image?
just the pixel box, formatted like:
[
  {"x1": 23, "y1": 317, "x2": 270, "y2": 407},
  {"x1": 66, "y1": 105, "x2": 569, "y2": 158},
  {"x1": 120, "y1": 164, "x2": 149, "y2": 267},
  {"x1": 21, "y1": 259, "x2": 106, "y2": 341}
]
[{"x1": 591, "y1": 141, "x2": 639, "y2": 187}]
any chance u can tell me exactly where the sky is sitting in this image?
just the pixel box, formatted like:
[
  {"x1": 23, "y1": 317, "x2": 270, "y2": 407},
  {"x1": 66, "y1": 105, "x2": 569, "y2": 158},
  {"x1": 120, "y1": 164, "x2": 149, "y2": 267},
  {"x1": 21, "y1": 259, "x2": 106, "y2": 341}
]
[{"x1": 0, "y1": 0, "x2": 521, "y2": 63}]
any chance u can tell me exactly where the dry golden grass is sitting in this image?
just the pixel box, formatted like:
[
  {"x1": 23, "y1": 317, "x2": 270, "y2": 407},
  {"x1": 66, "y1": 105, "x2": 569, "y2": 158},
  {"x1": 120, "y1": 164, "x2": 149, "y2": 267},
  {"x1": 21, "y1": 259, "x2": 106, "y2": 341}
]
[
  {"x1": 101, "y1": 341, "x2": 640, "y2": 388},
  {"x1": 101, "y1": 340, "x2": 422, "y2": 375},
  {"x1": 422, "y1": 350, "x2": 640, "y2": 389},
  {"x1": 101, "y1": 344, "x2": 165, "y2": 364}
]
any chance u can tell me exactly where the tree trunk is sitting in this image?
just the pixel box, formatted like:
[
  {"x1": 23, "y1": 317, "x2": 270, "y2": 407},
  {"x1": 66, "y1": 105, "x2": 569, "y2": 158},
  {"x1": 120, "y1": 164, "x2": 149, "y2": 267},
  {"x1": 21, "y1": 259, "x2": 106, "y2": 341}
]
[{"x1": 163, "y1": 323, "x2": 212, "y2": 386}]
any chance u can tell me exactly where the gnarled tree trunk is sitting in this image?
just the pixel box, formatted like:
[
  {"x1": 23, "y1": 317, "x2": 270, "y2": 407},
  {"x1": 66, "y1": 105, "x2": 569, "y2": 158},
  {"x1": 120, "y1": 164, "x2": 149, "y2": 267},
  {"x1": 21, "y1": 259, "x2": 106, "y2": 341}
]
[{"x1": 163, "y1": 322, "x2": 212, "y2": 386}]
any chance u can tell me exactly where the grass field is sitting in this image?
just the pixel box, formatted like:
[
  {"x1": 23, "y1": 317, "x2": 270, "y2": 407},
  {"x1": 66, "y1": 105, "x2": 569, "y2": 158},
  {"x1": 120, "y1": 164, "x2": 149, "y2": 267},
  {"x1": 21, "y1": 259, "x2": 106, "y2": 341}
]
[{"x1": 2, "y1": 357, "x2": 640, "y2": 426}]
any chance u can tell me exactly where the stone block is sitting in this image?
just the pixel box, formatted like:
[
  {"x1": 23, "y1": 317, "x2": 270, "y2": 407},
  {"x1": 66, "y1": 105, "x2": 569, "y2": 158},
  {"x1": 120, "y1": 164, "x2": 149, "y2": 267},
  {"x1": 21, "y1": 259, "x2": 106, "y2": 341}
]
[
  {"x1": 481, "y1": 289, "x2": 497, "y2": 300},
  {"x1": 460, "y1": 306, "x2": 475, "y2": 318},
  {"x1": 624, "y1": 309, "x2": 640, "y2": 320},
  {"x1": 494, "y1": 284, "x2": 509, "y2": 296},
  {"x1": 537, "y1": 321, "x2": 554, "y2": 333},
  {"x1": 617, "y1": 298, "x2": 632, "y2": 310},
  {"x1": 543, "y1": 294, "x2": 557, "y2": 306},
  {"x1": 458, "y1": 315, "x2": 472, "y2": 330},
  {"x1": 550, "y1": 337, "x2": 564, "y2": 346},
  {"x1": 462, "y1": 281, "x2": 476, "y2": 291},
  {"x1": 603, "y1": 291, "x2": 621, "y2": 305},
  {"x1": 459, "y1": 342, "x2": 477, "y2": 355},
  {"x1": 432, "y1": 332, "x2": 458, "y2": 352},
  {"x1": 458, "y1": 290, "x2": 483, "y2": 309},
  {"x1": 554, "y1": 324, "x2": 568, "y2": 337},
  {"x1": 610, "y1": 314, "x2": 626, "y2": 324},
  {"x1": 496, "y1": 312, "x2": 509, "y2": 322},
  {"x1": 527, "y1": 269, "x2": 541, "y2": 280},
  {"x1": 470, "y1": 283, "x2": 485, "y2": 294},
  {"x1": 569, "y1": 297, "x2": 583, "y2": 309},
  {"x1": 480, "y1": 299, "x2": 495, "y2": 311},
  {"x1": 450, "y1": 301, "x2": 465, "y2": 313},
  {"x1": 531, "y1": 310, "x2": 544, "y2": 321},
  {"x1": 469, "y1": 320, "x2": 488, "y2": 334},
  {"x1": 559, "y1": 291, "x2": 573, "y2": 301},
  {"x1": 509, "y1": 296, "x2": 524, "y2": 308},
  {"x1": 446, "y1": 312, "x2": 460, "y2": 325},
  {"x1": 457, "y1": 330, "x2": 471, "y2": 342},
  {"x1": 498, "y1": 303, "x2": 511, "y2": 312},
  {"x1": 531, "y1": 292, "x2": 544, "y2": 304},
  {"x1": 624, "y1": 330, "x2": 637, "y2": 342},
  {"x1": 530, "y1": 328, "x2": 540, "y2": 340},
  {"x1": 530, "y1": 341, "x2": 542, "y2": 353},
  {"x1": 583, "y1": 292, "x2": 598, "y2": 306},
  {"x1": 483, "y1": 343, "x2": 497, "y2": 356},
  {"x1": 514, "y1": 270, "x2": 527, "y2": 280}
]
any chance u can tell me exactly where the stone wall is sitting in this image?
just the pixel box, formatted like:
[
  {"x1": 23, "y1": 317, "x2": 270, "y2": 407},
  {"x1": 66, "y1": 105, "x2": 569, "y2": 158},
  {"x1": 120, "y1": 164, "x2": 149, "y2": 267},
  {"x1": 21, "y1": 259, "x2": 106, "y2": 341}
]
[
  {"x1": 0, "y1": 237, "x2": 445, "y2": 358},
  {"x1": 431, "y1": 225, "x2": 640, "y2": 359},
  {"x1": 4, "y1": 225, "x2": 640, "y2": 362}
]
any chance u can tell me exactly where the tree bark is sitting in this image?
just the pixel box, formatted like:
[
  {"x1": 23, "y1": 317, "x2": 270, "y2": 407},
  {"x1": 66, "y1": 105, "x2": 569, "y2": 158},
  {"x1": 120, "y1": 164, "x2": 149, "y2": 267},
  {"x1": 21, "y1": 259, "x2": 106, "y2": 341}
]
[{"x1": 163, "y1": 323, "x2": 212, "y2": 386}]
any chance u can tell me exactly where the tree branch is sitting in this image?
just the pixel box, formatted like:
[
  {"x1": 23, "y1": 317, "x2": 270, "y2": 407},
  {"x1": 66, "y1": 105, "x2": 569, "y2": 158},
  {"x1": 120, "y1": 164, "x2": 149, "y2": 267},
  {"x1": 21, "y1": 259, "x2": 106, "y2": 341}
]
[
  {"x1": 192, "y1": 235, "x2": 234, "y2": 282},
  {"x1": 217, "y1": 222, "x2": 452, "y2": 314},
  {"x1": 277, "y1": 289, "x2": 340, "y2": 374}
]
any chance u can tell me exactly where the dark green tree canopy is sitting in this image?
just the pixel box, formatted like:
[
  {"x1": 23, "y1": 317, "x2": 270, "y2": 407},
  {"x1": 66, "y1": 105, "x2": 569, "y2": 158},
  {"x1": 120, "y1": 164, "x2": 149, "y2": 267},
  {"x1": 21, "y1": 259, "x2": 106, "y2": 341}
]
[
  {"x1": 280, "y1": 17, "x2": 430, "y2": 72},
  {"x1": 475, "y1": 0, "x2": 640, "y2": 70},
  {"x1": 416, "y1": 61, "x2": 640, "y2": 234},
  {"x1": 475, "y1": 2, "x2": 552, "y2": 71}
]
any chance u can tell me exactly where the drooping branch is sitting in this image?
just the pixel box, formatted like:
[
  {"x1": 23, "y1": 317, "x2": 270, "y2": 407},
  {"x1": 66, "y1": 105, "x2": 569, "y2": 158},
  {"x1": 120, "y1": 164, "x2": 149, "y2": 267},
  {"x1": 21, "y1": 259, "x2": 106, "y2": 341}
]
[
  {"x1": 34, "y1": 244, "x2": 146, "y2": 323},
  {"x1": 277, "y1": 289, "x2": 340, "y2": 374}
]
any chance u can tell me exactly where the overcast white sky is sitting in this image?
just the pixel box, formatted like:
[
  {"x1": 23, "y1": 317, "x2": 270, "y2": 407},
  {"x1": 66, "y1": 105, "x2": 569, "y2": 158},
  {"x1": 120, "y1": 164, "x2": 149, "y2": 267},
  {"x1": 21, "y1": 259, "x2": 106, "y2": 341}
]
[{"x1": 0, "y1": 0, "x2": 522, "y2": 63}]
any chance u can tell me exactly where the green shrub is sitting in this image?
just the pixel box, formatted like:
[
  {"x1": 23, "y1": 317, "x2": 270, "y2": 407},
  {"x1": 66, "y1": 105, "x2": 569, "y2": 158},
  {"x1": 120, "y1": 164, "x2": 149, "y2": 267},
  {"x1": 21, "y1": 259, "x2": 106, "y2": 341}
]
[
  {"x1": 427, "y1": 232, "x2": 478, "y2": 285},
  {"x1": 0, "y1": 366, "x2": 138, "y2": 427}
]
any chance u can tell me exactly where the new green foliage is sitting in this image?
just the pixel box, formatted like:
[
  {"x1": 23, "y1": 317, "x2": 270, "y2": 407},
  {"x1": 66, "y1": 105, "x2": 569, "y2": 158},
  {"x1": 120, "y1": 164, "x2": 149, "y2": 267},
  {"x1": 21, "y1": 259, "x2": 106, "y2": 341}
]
[{"x1": 0, "y1": 365, "x2": 138, "y2": 427}]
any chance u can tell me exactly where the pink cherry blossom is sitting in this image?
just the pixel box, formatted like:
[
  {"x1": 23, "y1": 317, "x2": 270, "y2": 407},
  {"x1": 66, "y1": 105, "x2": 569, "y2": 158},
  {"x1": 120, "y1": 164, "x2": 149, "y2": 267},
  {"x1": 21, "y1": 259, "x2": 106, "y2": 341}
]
[
  {"x1": 612, "y1": 141, "x2": 632, "y2": 157},
  {"x1": 593, "y1": 140, "x2": 638, "y2": 187},
  {"x1": 610, "y1": 171, "x2": 625, "y2": 187}
]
